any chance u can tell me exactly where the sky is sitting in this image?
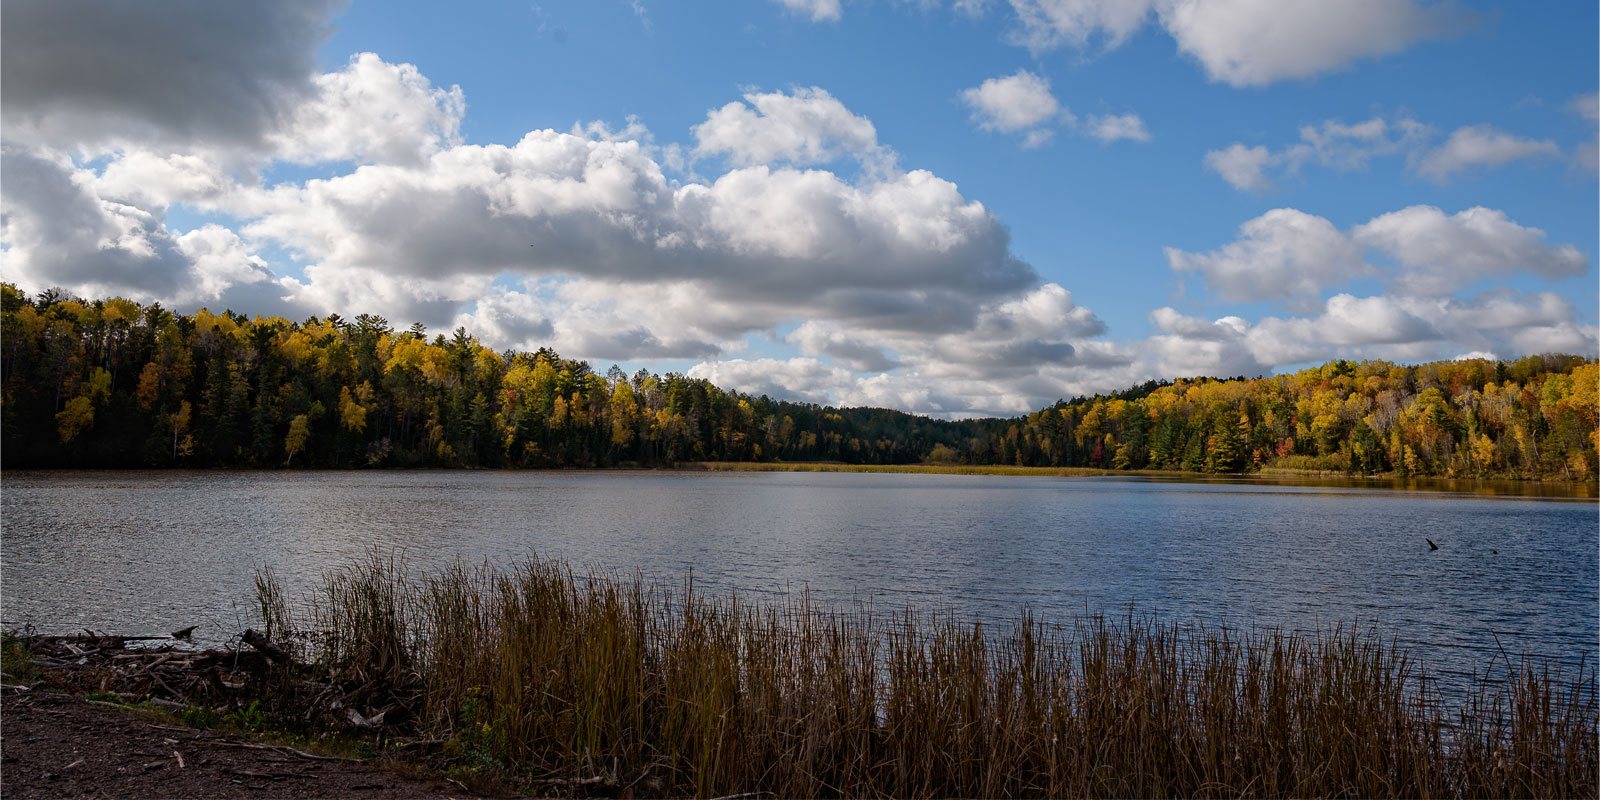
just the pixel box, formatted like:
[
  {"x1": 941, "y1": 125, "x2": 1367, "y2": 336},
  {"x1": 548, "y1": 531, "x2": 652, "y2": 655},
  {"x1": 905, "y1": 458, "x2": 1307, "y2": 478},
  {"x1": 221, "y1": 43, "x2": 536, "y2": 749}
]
[{"x1": 1, "y1": 0, "x2": 1595, "y2": 418}]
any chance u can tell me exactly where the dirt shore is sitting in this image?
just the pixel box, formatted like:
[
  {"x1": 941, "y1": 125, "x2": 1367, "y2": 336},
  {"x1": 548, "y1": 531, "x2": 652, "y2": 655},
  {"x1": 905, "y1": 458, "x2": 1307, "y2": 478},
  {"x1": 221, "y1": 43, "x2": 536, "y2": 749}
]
[{"x1": 1, "y1": 689, "x2": 471, "y2": 799}]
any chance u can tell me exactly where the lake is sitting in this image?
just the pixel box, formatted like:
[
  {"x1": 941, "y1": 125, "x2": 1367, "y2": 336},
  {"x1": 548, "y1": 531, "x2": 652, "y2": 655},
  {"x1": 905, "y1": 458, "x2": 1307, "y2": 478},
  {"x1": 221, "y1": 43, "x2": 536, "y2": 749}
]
[{"x1": 2, "y1": 470, "x2": 1595, "y2": 687}]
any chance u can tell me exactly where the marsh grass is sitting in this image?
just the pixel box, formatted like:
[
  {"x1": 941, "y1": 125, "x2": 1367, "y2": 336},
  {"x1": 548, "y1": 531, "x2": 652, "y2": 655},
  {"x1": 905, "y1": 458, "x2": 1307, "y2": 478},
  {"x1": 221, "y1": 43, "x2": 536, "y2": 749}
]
[{"x1": 262, "y1": 556, "x2": 1597, "y2": 798}]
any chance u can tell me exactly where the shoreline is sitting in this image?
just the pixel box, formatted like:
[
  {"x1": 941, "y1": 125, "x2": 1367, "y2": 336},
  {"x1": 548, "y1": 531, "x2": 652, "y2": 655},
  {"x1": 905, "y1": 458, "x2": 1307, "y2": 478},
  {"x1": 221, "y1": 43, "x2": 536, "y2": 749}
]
[
  {"x1": 684, "y1": 461, "x2": 1600, "y2": 497},
  {"x1": 9, "y1": 559, "x2": 1592, "y2": 799},
  {"x1": 4, "y1": 461, "x2": 1593, "y2": 498}
]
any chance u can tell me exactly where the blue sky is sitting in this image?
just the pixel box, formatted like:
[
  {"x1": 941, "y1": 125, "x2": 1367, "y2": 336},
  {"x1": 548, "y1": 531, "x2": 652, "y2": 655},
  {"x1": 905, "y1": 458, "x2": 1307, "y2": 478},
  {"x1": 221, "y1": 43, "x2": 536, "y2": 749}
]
[{"x1": 2, "y1": 0, "x2": 1596, "y2": 416}]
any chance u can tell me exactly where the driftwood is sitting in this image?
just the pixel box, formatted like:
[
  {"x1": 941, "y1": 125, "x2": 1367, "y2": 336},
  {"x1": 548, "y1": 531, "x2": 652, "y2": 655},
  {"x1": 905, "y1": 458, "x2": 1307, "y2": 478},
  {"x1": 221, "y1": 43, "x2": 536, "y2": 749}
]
[
  {"x1": 15, "y1": 627, "x2": 415, "y2": 739},
  {"x1": 239, "y1": 629, "x2": 291, "y2": 664}
]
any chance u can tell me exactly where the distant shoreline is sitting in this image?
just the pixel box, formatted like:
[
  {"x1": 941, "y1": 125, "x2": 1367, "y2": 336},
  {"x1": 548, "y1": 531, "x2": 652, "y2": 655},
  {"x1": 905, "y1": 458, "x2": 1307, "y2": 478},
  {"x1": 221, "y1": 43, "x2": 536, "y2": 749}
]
[
  {"x1": 680, "y1": 461, "x2": 1600, "y2": 497},
  {"x1": 4, "y1": 462, "x2": 1594, "y2": 498}
]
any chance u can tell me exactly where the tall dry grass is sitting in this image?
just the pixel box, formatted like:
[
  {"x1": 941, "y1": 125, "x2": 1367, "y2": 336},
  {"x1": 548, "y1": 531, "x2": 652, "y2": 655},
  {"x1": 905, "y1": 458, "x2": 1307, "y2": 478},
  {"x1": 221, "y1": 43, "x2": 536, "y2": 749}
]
[{"x1": 261, "y1": 556, "x2": 1597, "y2": 798}]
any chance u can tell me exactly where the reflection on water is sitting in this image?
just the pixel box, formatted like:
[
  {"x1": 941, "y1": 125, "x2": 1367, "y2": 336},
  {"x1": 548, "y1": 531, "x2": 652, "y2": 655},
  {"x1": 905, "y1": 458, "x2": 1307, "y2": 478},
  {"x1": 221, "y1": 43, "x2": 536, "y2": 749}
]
[
  {"x1": 1147, "y1": 472, "x2": 1598, "y2": 499},
  {"x1": 2, "y1": 470, "x2": 1595, "y2": 689}
]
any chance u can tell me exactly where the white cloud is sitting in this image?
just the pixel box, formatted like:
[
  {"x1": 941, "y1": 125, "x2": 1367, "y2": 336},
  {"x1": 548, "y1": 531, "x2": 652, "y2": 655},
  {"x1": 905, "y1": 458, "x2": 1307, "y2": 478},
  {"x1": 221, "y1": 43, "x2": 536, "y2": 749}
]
[
  {"x1": 93, "y1": 151, "x2": 234, "y2": 211},
  {"x1": 1293, "y1": 115, "x2": 1430, "y2": 170},
  {"x1": 1204, "y1": 144, "x2": 1273, "y2": 191},
  {"x1": 1159, "y1": 0, "x2": 1466, "y2": 87},
  {"x1": 1147, "y1": 308, "x2": 1267, "y2": 377},
  {"x1": 1003, "y1": 0, "x2": 1465, "y2": 87},
  {"x1": 1353, "y1": 205, "x2": 1588, "y2": 295},
  {"x1": 1006, "y1": 0, "x2": 1156, "y2": 52},
  {"x1": 953, "y1": 0, "x2": 992, "y2": 17},
  {"x1": 690, "y1": 358, "x2": 855, "y2": 405},
  {"x1": 270, "y1": 52, "x2": 466, "y2": 166},
  {"x1": 278, "y1": 264, "x2": 484, "y2": 329},
  {"x1": 1205, "y1": 114, "x2": 1430, "y2": 191},
  {"x1": 1165, "y1": 208, "x2": 1369, "y2": 302},
  {"x1": 1085, "y1": 113, "x2": 1151, "y2": 143},
  {"x1": 1171, "y1": 205, "x2": 1590, "y2": 303},
  {"x1": 246, "y1": 130, "x2": 1039, "y2": 318},
  {"x1": 1571, "y1": 92, "x2": 1600, "y2": 123},
  {"x1": 0, "y1": 148, "x2": 285, "y2": 308},
  {"x1": 773, "y1": 0, "x2": 842, "y2": 22},
  {"x1": 684, "y1": 282, "x2": 1119, "y2": 416},
  {"x1": 692, "y1": 87, "x2": 888, "y2": 168},
  {"x1": 1147, "y1": 291, "x2": 1595, "y2": 376},
  {"x1": 1206, "y1": 117, "x2": 1567, "y2": 190},
  {"x1": 1573, "y1": 92, "x2": 1600, "y2": 171},
  {"x1": 788, "y1": 321, "x2": 900, "y2": 372},
  {"x1": 173, "y1": 224, "x2": 281, "y2": 305},
  {"x1": 1415, "y1": 124, "x2": 1561, "y2": 181},
  {"x1": 960, "y1": 70, "x2": 1067, "y2": 146}
]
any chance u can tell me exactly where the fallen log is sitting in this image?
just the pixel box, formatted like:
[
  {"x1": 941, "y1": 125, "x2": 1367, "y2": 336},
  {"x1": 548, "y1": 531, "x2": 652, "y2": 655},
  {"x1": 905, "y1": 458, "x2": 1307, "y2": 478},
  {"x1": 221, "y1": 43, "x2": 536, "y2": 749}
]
[{"x1": 239, "y1": 629, "x2": 291, "y2": 664}]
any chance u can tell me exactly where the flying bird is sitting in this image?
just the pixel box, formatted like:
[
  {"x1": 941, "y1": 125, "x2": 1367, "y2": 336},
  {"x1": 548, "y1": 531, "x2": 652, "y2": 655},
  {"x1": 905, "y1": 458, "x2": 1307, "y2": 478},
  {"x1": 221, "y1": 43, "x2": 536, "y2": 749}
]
[{"x1": 1426, "y1": 538, "x2": 1439, "y2": 552}]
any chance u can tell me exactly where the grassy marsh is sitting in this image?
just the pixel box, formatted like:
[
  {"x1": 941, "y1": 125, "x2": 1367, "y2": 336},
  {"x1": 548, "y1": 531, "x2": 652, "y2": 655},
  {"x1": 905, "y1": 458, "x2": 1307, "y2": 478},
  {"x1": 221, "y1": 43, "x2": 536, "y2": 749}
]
[{"x1": 257, "y1": 556, "x2": 1598, "y2": 798}]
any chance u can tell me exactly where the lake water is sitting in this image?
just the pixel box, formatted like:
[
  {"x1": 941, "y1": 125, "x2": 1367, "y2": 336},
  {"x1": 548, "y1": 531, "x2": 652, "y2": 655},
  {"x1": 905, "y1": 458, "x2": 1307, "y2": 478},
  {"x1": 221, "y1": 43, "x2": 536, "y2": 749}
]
[{"x1": 3, "y1": 470, "x2": 1595, "y2": 688}]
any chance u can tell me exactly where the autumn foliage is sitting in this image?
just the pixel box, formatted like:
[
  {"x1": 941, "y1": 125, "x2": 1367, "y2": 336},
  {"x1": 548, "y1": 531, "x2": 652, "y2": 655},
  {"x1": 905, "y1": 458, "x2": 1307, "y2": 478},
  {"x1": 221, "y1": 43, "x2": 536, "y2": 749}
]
[
  {"x1": 2, "y1": 286, "x2": 1595, "y2": 479},
  {"x1": 996, "y1": 355, "x2": 1598, "y2": 480}
]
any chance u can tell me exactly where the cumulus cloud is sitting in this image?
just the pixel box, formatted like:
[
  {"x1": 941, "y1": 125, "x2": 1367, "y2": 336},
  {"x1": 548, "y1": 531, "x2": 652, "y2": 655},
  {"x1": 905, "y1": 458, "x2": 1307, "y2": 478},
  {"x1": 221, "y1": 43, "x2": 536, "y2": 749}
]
[
  {"x1": 959, "y1": 72, "x2": 1148, "y2": 148},
  {"x1": 1166, "y1": 209, "x2": 1369, "y2": 302},
  {"x1": 1294, "y1": 116, "x2": 1431, "y2": 170},
  {"x1": 1206, "y1": 116, "x2": 1571, "y2": 189},
  {"x1": 173, "y1": 225, "x2": 283, "y2": 305},
  {"x1": 960, "y1": 70, "x2": 1067, "y2": 147},
  {"x1": 243, "y1": 131, "x2": 1035, "y2": 320},
  {"x1": 270, "y1": 52, "x2": 466, "y2": 166},
  {"x1": 1415, "y1": 124, "x2": 1561, "y2": 182},
  {"x1": 1147, "y1": 308, "x2": 1265, "y2": 378},
  {"x1": 0, "y1": 148, "x2": 286, "y2": 307},
  {"x1": 772, "y1": 0, "x2": 842, "y2": 22},
  {"x1": 1085, "y1": 113, "x2": 1151, "y2": 143},
  {"x1": 1170, "y1": 205, "x2": 1590, "y2": 303},
  {"x1": 1572, "y1": 92, "x2": 1600, "y2": 171},
  {"x1": 1148, "y1": 291, "x2": 1595, "y2": 376},
  {"x1": 1158, "y1": 0, "x2": 1467, "y2": 87},
  {"x1": 1002, "y1": 0, "x2": 1466, "y2": 86},
  {"x1": 1572, "y1": 92, "x2": 1600, "y2": 123},
  {"x1": 690, "y1": 358, "x2": 856, "y2": 405},
  {"x1": 1204, "y1": 114, "x2": 1430, "y2": 191},
  {"x1": 0, "y1": 0, "x2": 338, "y2": 155},
  {"x1": 1203, "y1": 144, "x2": 1274, "y2": 191},
  {"x1": 1353, "y1": 205, "x2": 1587, "y2": 295},
  {"x1": 788, "y1": 321, "x2": 900, "y2": 372},
  {"x1": 1006, "y1": 0, "x2": 1156, "y2": 51},
  {"x1": 92, "y1": 151, "x2": 235, "y2": 212},
  {"x1": 692, "y1": 87, "x2": 888, "y2": 169},
  {"x1": 727, "y1": 282, "x2": 1121, "y2": 415}
]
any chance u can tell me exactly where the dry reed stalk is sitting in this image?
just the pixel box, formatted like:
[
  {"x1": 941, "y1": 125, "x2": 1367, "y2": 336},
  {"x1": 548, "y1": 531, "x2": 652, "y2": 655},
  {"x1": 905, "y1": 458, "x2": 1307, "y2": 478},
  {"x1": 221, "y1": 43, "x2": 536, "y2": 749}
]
[{"x1": 259, "y1": 556, "x2": 1598, "y2": 798}]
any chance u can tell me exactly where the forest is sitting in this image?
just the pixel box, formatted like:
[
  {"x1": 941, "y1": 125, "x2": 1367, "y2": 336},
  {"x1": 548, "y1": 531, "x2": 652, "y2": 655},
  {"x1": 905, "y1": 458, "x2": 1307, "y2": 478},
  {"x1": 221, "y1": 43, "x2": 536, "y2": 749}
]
[{"x1": 2, "y1": 286, "x2": 1595, "y2": 480}]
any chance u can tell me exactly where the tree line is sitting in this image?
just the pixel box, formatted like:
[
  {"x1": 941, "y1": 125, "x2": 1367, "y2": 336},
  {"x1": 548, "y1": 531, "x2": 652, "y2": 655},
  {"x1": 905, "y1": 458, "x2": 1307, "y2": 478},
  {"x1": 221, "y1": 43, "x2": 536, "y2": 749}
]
[{"x1": 2, "y1": 286, "x2": 1595, "y2": 480}]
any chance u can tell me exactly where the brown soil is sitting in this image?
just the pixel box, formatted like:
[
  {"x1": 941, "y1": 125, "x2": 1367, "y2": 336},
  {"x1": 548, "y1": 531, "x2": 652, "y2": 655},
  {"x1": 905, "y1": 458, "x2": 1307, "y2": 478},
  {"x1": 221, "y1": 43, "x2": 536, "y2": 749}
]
[{"x1": 1, "y1": 689, "x2": 473, "y2": 799}]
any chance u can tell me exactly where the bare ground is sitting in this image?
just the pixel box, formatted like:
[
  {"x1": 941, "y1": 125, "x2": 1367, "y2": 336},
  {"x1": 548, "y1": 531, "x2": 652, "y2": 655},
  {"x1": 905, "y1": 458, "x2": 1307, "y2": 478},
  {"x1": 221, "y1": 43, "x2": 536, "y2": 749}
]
[{"x1": 1, "y1": 689, "x2": 474, "y2": 799}]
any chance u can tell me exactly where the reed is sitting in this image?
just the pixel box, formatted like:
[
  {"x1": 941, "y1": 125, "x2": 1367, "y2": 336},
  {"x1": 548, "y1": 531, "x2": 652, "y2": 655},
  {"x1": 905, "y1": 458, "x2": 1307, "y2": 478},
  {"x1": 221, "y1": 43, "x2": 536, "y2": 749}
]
[{"x1": 266, "y1": 555, "x2": 1597, "y2": 798}]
